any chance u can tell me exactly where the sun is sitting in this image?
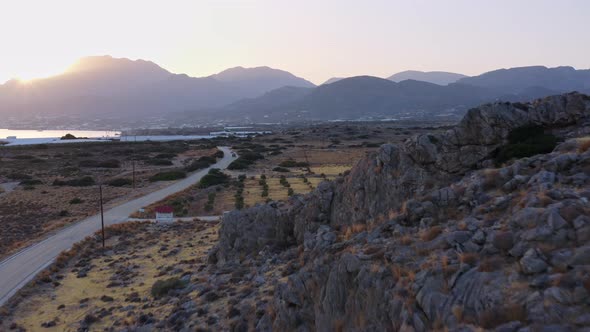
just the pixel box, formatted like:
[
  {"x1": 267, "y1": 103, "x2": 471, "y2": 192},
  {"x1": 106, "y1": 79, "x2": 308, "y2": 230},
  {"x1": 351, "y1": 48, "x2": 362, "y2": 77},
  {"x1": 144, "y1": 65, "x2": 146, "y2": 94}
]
[{"x1": 2, "y1": 59, "x2": 74, "y2": 84}]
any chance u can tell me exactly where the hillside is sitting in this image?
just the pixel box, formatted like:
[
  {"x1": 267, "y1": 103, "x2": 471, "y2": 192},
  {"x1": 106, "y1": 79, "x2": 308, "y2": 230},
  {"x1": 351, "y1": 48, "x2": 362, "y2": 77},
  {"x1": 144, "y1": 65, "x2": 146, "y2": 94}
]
[
  {"x1": 388, "y1": 70, "x2": 468, "y2": 85},
  {"x1": 215, "y1": 67, "x2": 590, "y2": 123},
  {"x1": 458, "y1": 66, "x2": 590, "y2": 94},
  {"x1": 2, "y1": 93, "x2": 589, "y2": 331},
  {"x1": 0, "y1": 56, "x2": 314, "y2": 120},
  {"x1": 217, "y1": 76, "x2": 498, "y2": 122}
]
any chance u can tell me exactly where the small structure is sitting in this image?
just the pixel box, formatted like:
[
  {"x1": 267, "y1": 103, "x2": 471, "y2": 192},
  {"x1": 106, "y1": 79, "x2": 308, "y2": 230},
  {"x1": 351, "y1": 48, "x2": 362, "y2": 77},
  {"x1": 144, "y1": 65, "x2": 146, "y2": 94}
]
[{"x1": 155, "y1": 206, "x2": 174, "y2": 223}]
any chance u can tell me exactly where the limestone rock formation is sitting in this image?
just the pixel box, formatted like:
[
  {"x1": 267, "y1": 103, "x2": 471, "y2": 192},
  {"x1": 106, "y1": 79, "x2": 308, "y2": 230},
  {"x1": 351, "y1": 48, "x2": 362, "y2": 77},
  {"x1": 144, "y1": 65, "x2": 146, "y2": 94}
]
[{"x1": 210, "y1": 92, "x2": 590, "y2": 331}]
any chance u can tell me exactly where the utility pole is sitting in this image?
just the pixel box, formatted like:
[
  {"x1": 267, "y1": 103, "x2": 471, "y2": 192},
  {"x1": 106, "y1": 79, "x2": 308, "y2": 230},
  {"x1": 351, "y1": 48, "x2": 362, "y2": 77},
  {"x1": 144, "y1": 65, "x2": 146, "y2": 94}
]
[
  {"x1": 132, "y1": 160, "x2": 136, "y2": 189},
  {"x1": 99, "y1": 183, "x2": 105, "y2": 248}
]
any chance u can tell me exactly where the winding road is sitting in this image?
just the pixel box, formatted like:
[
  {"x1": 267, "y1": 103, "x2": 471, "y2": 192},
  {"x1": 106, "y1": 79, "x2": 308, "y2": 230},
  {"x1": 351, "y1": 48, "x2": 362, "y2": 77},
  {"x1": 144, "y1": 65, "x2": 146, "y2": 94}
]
[{"x1": 0, "y1": 146, "x2": 236, "y2": 306}]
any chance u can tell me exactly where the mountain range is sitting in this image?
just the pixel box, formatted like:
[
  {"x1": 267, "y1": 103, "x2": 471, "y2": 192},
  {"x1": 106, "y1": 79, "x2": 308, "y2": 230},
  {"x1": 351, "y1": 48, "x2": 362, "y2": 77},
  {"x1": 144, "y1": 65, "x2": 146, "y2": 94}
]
[
  {"x1": 0, "y1": 56, "x2": 314, "y2": 120},
  {"x1": 1, "y1": 56, "x2": 589, "y2": 126},
  {"x1": 387, "y1": 70, "x2": 467, "y2": 85}
]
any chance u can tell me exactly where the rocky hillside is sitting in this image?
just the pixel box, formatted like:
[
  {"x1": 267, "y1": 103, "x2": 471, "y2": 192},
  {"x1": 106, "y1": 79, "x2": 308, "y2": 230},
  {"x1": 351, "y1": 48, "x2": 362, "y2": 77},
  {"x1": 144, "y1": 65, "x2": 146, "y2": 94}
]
[
  {"x1": 2, "y1": 93, "x2": 589, "y2": 331},
  {"x1": 210, "y1": 92, "x2": 590, "y2": 330}
]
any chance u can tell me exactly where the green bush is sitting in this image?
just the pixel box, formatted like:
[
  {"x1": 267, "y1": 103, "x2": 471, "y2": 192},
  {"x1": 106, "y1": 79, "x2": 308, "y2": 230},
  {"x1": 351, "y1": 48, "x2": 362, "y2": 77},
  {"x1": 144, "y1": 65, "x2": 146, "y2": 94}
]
[
  {"x1": 69, "y1": 198, "x2": 84, "y2": 204},
  {"x1": 53, "y1": 176, "x2": 96, "y2": 187},
  {"x1": 204, "y1": 192, "x2": 216, "y2": 212},
  {"x1": 279, "y1": 159, "x2": 309, "y2": 168},
  {"x1": 227, "y1": 151, "x2": 264, "y2": 170},
  {"x1": 108, "y1": 178, "x2": 133, "y2": 187},
  {"x1": 79, "y1": 159, "x2": 121, "y2": 168},
  {"x1": 146, "y1": 159, "x2": 173, "y2": 166},
  {"x1": 154, "y1": 153, "x2": 177, "y2": 159},
  {"x1": 20, "y1": 179, "x2": 43, "y2": 186},
  {"x1": 185, "y1": 156, "x2": 217, "y2": 172},
  {"x1": 493, "y1": 125, "x2": 558, "y2": 165},
  {"x1": 149, "y1": 171, "x2": 186, "y2": 182},
  {"x1": 273, "y1": 167, "x2": 290, "y2": 173},
  {"x1": 198, "y1": 168, "x2": 229, "y2": 188},
  {"x1": 228, "y1": 158, "x2": 254, "y2": 170},
  {"x1": 151, "y1": 278, "x2": 187, "y2": 298},
  {"x1": 9, "y1": 172, "x2": 32, "y2": 180}
]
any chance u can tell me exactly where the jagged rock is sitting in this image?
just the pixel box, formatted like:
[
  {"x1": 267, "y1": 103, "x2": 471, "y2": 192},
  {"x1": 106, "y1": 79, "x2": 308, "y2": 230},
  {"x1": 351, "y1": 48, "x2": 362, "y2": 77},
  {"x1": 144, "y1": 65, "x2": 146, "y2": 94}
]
[
  {"x1": 206, "y1": 93, "x2": 590, "y2": 331},
  {"x1": 568, "y1": 246, "x2": 590, "y2": 267},
  {"x1": 520, "y1": 249, "x2": 548, "y2": 274}
]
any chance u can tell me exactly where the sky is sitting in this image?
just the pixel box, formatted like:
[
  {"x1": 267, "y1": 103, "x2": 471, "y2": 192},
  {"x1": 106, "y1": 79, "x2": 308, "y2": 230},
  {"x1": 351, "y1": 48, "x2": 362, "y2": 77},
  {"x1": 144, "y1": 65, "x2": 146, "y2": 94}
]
[{"x1": 0, "y1": 0, "x2": 589, "y2": 85}]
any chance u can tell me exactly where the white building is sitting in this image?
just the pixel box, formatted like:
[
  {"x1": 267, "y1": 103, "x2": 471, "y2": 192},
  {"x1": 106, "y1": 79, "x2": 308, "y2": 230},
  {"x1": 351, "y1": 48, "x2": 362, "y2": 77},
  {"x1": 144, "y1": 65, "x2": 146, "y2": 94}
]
[{"x1": 155, "y1": 206, "x2": 174, "y2": 223}]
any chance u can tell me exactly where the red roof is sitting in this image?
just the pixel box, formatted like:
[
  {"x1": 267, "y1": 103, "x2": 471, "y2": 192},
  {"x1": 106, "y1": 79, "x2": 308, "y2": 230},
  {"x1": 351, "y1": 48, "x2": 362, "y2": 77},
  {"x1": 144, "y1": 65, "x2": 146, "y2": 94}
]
[{"x1": 155, "y1": 206, "x2": 174, "y2": 213}]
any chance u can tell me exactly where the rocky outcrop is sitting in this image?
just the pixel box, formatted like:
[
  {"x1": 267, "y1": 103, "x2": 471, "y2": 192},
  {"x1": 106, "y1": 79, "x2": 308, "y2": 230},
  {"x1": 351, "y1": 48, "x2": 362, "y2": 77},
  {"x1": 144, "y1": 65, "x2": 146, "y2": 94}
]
[{"x1": 209, "y1": 93, "x2": 590, "y2": 330}]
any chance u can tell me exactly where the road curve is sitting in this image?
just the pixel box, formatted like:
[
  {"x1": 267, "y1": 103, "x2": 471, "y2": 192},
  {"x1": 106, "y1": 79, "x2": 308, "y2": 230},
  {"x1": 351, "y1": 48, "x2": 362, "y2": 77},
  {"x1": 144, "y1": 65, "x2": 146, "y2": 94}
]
[{"x1": 0, "y1": 146, "x2": 236, "y2": 306}]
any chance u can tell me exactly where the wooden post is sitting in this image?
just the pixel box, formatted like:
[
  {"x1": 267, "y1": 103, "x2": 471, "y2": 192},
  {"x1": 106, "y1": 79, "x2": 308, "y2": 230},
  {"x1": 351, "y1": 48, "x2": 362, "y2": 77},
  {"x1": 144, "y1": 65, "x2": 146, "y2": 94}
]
[{"x1": 99, "y1": 183, "x2": 105, "y2": 248}]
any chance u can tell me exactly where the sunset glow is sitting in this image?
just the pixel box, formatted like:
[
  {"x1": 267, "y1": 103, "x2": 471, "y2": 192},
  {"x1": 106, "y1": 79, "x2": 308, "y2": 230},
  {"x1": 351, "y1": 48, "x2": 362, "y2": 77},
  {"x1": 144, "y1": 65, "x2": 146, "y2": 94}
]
[{"x1": 1, "y1": 0, "x2": 589, "y2": 84}]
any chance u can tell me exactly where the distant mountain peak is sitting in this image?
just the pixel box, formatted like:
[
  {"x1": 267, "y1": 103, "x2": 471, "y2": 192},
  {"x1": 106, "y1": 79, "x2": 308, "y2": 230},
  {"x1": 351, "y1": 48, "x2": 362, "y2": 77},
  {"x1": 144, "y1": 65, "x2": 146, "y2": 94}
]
[
  {"x1": 322, "y1": 77, "x2": 346, "y2": 85},
  {"x1": 388, "y1": 70, "x2": 468, "y2": 85},
  {"x1": 211, "y1": 66, "x2": 315, "y2": 87},
  {"x1": 65, "y1": 55, "x2": 168, "y2": 75}
]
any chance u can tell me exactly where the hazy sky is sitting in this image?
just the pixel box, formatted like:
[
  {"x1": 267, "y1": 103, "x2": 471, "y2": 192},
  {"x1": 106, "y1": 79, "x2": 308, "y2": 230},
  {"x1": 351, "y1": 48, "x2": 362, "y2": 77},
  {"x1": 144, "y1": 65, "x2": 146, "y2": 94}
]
[{"x1": 1, "y1": 0, "x2": 589, "y2": 84}]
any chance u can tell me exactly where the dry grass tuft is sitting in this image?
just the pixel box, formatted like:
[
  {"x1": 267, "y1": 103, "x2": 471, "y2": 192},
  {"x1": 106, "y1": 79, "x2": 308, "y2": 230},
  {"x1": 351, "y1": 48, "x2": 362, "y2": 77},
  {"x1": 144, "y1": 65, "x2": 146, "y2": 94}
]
[
  {"x1": 482, "y1": 168, "x2": 501, "y2": 190},
  {"x1": 342, "y1": 223, "x2": 368, "y2": 240},
  {"x1": 459, "y1": 252, "x2": 479, "y2": 266},
  {"x1": 578, "y1": 138, "x2": 590, "y2": 153},
  {"x1": 419, "y1": 226, "x2": 443, "y2": 241},
  {"x1": 478, "y1": 256, "x2": 504, "y2": 272},
  {"x1": 478, "y1": 303, "x2": 527, "y2": 329}
]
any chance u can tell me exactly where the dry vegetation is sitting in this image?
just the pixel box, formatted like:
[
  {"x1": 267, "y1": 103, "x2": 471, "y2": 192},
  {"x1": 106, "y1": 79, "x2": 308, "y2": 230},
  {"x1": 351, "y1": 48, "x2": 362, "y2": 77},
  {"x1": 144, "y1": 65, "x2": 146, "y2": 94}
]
[
  {"x1": 0, "y1": 140, "x2": 220, "y2": 258},
  {"x1": 1, "y1": 220, "x2": 283, "y2": 331}
]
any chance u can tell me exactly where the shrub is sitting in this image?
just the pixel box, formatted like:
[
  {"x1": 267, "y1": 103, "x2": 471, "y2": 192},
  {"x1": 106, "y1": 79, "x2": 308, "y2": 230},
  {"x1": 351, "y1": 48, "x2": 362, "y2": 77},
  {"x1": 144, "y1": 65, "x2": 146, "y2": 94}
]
[
  {"x1": 287, "y1": 188, "x2": 294, "y2": 196},
  {"x1": 185, "y1": 156, "x2": 217, "y2": 172},
  {"x1": 154, "y1": 153, "x2": 176, "y2": 159},
  {"x1": 20, "y1": 179, "x2": 43, "y2": 186},
  {"x1": 79, "y1": 159, "x2": 121, "y2": 168},
  {"x1": 198, "y1": 168, "x2": 229, "y2": 188},
  {"x1": 146, "y1": 159, "x2": 173, "y2": 166},
  {"x1": 228, "y1": 158, "x2": 253, "y2": 170},
  {"x1": 53, "y1": 176, "x2": 95, "y2": 187},
  {"x1": 151, "y1": 278, "x2": 187, "y2": 298},
  {"x1": 69, "y1": 198, "x2": 83, "y2": 204},
  {"x1": 107, "y1": 178, "x2": 133, "y2": 187},
  {"x1": 58, "y1": 210, "x2": 69, "y2": 217},
  {"x1": 213, "y1": 150, "x2": 224, "y2": 158},
  {"x1": 279, "y1": 159, "x2": 309, "y2": 168},
  {"x1": 204, "y1": 192, "x2": 216, "y2": 212},
  {"x1": 279, "y1": 176, "x2": 290, "y2": 187},
  {"x1": 419, "y1": 226, "x2": 443, "y2": 241},
  {"x1": 493, "y1": 125, "x2": 558, "y2": 165},
  {"x1": 227, "y1": 152, "x2": 264, "y2": 170},
  {"x1": 8, "y1": 172, "x2": 32, "y2": 180},
  {"x1": 273, "y1": 167, "x2": 290, "y2": 173},
  {"x1": 149, "y1": 171, "x2": 186, "y2": 182}
]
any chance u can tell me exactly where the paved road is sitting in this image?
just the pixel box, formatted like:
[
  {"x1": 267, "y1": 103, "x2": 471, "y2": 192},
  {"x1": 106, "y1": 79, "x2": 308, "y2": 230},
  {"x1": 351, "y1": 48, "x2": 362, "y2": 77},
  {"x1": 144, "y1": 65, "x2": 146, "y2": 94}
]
[{"x1": 0, "y1": 146, "x2": 236, "y2": 306}]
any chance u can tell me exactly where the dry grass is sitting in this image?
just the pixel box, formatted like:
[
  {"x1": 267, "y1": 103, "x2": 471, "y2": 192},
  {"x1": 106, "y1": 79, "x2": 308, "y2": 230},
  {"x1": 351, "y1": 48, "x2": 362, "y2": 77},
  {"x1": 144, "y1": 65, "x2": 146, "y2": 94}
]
[
  {"x1": 399, "y1": 234, "x2": 413, "y2": 246},
  {"x1": 342, "y1": 223, "x2": 368, "y2": 240},
  {"x1": 458, "y1": 252, "x2": 479, "y2": 266},
  {"x1": 477, "y1": 256, "x2": 504, "y2": 272},
  {"x1": 419, "y1": 226, "x2": 443, "y2": 241},
  {"x1": 578, "y1": 137, "x2": 590, "y2": 153},
  {"x1": 478, "y1": 303, "x2": 527, "y2": 329},
  {"x1": 452, "y1": 305, "x2": 464, "y2": 322},
  {"x1": 482, "y1": 168, "x2": 501, "y2": 190}
]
